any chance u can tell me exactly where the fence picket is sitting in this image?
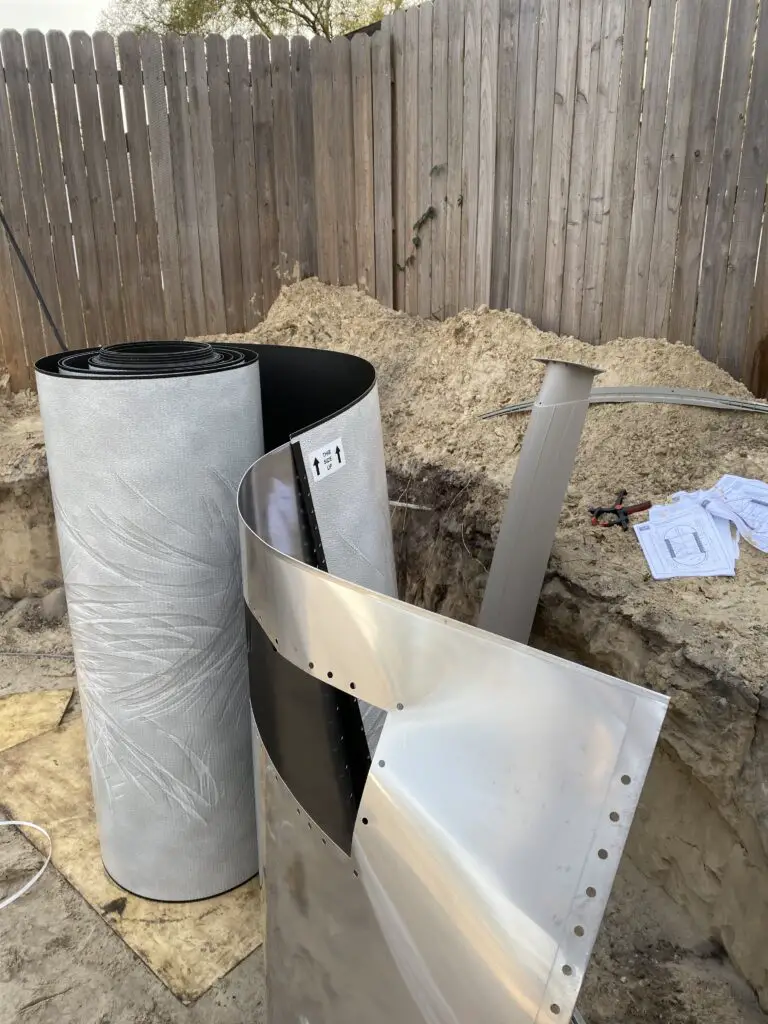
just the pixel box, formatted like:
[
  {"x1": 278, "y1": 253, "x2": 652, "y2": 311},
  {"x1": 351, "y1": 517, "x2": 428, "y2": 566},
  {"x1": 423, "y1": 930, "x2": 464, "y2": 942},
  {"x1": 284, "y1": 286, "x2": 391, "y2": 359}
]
[
  {"x1": 252, "y1": 35, "x2": 281, "y2": 307},
  {"x1": 523, "y1": 0, "x2": 553, "y2": 320},
  {"x1": 2, "y1": 30, "x2": 63, "y2": 359},
  {"x1": 460, "y1": 0, "x2": 482, "y2": 310},
  {"x1": 94, "y1": 31, "x2": 144, "y2": 340},
  {"x1": 272, "y1": 36, "x2": 300, "y2": 283},
  {"x1": 417, "y1": 2, "x2": 434, "y2": 317},
  {"x1": 476, "y1": 0, "x2": 500, "y2": 307},
  {"x1": 444, "y1": 0, "x2": 466, "y2": 317},
  {"x1": 332, "y1": 37, "x2": 358, "y2": 287},
  {"x1": 291, "y1": 36, "x2": 318, "y2": 281},
  {"x1": 431, "y1": 0, "x2": 449, "y2": 317},
  {"x1": 391, "y1": 10, "x2": 407, "y2": 309},
  {"x1": 351, "y1": 33, "x2": 376, "y2": 295},
  {"x1": 489, "y1": 0, "x2": 520, "y2": 309},
  {"x1": 404, "y1": 7, "x2": 420, "y2": 313},
  {"x1": 372, "y1": 23, "x2": 394, "y2": 309}
]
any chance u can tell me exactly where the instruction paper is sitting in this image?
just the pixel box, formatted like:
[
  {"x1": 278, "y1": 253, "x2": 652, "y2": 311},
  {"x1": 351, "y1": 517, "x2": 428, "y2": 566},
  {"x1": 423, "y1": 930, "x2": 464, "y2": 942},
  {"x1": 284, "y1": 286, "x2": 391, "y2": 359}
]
[{"x1": 634, "y1": 505, "x2": 736, "y2": 580}]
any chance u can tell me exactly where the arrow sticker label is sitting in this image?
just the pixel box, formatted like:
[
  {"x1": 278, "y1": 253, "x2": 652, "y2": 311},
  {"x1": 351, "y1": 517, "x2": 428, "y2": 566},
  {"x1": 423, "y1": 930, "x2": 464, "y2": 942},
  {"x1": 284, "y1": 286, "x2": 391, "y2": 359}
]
[{"x1": 307, "y1": 437, "x2": 346, "y2": 482}]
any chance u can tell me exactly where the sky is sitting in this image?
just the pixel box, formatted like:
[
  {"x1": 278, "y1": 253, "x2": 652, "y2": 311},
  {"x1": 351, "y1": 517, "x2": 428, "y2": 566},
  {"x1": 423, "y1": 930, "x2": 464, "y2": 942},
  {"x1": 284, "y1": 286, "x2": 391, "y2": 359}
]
[{"x1": 0, "y1": 0, "x2": 104, "y2": 33}]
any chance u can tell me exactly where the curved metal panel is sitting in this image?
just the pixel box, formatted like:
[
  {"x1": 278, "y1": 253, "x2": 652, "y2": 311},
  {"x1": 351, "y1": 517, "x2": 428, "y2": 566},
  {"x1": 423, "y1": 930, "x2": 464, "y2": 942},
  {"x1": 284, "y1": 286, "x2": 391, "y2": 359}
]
[{"x1": 239, "y1": 450, "x2": 668, "y2": 1024}]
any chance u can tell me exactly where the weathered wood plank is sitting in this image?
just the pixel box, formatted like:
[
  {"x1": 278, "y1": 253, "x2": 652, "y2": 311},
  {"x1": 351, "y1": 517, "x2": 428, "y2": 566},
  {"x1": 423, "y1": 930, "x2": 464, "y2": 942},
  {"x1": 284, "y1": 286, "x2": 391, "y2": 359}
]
[
  {"x1": 521, "y1": 0, "x2": 551, "y2": 319},
  {"x1": 694, "y1": 0, "x2": 758, "y2": 362},
  {"x1": 489, "y1": 0, "x2": 520, "y2": 309},
  {"x1": 644, "y1": 0, "x2": 699, "y2": 339},
  {"x1": 163, "y1": 32, "x2": 206, "y2": 336},
  {"x1": 184, "y1": 34, "x2": 226, "y2": 333},
  {"x1": 541, "y1": 0, "x2": 579, "y2": 332},
  {"x1": 444, "y1": 0, "x2": 466, "y2": 316},
  {"x1": 0, "y1": 228, "x2": 27, "y2": 389},
  {"x1": 71, "y1": 30, "x2": 127, "y2": 342},
  {"x1": 620, "y1": 0, "x2": 675, "y2": 337},
  {"x1": 48, "y1": 29, "x2": 106, "y2": 347},
  {"x1": 332, "y1": 37, "x2": 358, "y2": 287},
  {"x1": 417, "y1": 2, "x2": 433, "y2": 317},
  {"x1": 118, "y1": 31, "x2": 166, "y2": 339},
  {"x1": 667, "y1": 0, "x2": 729, "y2": 345},
  {"x1": 431, "y1": 0, "x2": 449, "y2": 316},
  {"x1": 719, "y1": 0, "x2": 768, "y2": 379},
  {"x1": 476, "y1": 0, "x2": 500, "y2": 308},
  {"x1": 747, "y1": 223, "x2": 768, "y2": 396},
  {"x1": 600, "y1": 0, "x2": 650, "y2": 341},
  {"x1": 207, "y1": 33, "x2": 245, "y2": 331},
  {"x1": 351, "y1": 33, "x2": 376, "y2": 294},
  {"x1": 559, "y1": 0, "x2": 602, "y2": 337},
  {"x1": 291, "y1": 35, "x2": 317, "y2": 281},
  {"x1": 94, "y1": 31, "x2": 144, "y2": 340},
  {"x1": 252, "y1": 35, "x2": 281, "y2": 307},
  {"x1": 460, "y1": 0, "x2": 482, "y2": 309},
  {"x1": 0, "y1": 48, "x2": 37, "y2": 386},
  {"x1": 391, "y1": 9, "x2": 407, "y2": 309},
  {"x1": 579, "y1": 0, "x2": 626, "y2": 342},
  {"x1": 404, "y1": 6, "x2": 420, "y2": 313},
  {"x1": 24, "y1": 29, "x2": 85, "y2": 349},
  {"x1": 309, "y1": 37, "x2": 337, "y2": 286},
  {"x1": 2, "y1": 29, "x2": 63, "y2": 359},
  {"x1": 372, "y1": 23, "x2": 393, "y2": 309},
  {"x1": 141, "y1": 31, "x2": 185, "y2": 336},
  {"x1": 272, "y1": 36, "x2": 300, "y2": 283},
  {"x1": 229, "y1": 34, "x2": 263, "y2": 325}
]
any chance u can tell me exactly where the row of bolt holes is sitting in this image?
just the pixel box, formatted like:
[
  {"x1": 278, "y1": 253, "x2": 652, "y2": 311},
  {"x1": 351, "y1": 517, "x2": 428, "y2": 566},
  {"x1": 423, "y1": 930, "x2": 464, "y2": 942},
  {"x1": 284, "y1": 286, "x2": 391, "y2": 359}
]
[
  {"x1": 301, "y1": 648, "x2": 634, "y2": 1017},
  {"x1": 548, "y1": 775, "x2": 631, "y2": 1016}
]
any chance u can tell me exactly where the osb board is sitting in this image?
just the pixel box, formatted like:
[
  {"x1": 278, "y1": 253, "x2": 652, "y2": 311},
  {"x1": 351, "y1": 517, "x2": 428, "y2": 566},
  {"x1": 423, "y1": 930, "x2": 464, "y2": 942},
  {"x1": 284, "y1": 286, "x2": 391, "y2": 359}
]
[
  {"x1": 0, "y1": 688, "x2": 72, "y2": 752},
  {"x1": 0, "y1": 714, "x2": 263, "y2": 1003}
]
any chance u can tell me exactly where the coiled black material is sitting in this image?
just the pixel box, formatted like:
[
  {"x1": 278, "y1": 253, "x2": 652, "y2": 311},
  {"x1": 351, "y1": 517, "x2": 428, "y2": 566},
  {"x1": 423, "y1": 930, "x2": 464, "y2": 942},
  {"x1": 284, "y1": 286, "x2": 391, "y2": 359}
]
[{"x1": 37, "y1": 341, "x2": 256, "y2": 379}]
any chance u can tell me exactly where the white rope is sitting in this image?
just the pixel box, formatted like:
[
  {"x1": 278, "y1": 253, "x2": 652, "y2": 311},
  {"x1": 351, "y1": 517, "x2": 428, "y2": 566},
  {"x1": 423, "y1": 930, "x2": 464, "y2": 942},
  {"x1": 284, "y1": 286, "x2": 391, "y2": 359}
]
[{"x1": 0, "y1": 821, "x2": 52, "y2": 910}]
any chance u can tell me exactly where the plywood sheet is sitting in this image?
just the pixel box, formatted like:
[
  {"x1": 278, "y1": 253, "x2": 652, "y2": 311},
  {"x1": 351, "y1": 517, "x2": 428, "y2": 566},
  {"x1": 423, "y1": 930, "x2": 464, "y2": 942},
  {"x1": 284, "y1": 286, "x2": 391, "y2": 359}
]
[
  {"x1": 0, "y1": 715, "x2": 262, "y2": 1003},
  {"x1": 0, "y1": 689, "x2": 72, "y2": 752}
]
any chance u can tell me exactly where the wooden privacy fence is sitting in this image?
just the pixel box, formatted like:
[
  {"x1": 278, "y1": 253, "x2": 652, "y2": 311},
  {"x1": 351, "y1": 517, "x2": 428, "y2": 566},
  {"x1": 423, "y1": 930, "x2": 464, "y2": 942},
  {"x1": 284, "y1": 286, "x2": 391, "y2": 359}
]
[{"x1": 1, "y1": 0, "x2": 768, "y2": 394}]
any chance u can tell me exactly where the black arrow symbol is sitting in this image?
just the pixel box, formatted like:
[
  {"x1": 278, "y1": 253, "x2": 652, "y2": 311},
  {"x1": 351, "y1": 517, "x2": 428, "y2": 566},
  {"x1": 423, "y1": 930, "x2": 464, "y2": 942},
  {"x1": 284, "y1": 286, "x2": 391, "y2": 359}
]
[
  {"x1": 335, "y1": 446, "x2": 342, "y2": 463},
  {"x1": 313, "y1": 457, "x2": 320, "y2": 476}
]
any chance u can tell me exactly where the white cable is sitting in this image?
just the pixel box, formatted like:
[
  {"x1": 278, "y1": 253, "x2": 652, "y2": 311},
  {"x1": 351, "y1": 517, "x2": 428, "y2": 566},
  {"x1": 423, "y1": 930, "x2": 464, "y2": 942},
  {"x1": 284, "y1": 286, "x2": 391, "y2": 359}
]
[{"x1": 0, "y1": 821, "x2": 52, "y2": 910}]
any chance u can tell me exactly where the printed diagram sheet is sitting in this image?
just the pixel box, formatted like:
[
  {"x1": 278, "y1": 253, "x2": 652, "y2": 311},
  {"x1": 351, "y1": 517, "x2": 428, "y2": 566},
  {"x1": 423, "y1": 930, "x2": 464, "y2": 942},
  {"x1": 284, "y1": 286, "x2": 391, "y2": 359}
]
[
  {"x1": 634, "y1": 505, "x2": 736, "y2": 580},
  {"x1": 634, "y1": 474, "x2": 768, "y2": 579}
]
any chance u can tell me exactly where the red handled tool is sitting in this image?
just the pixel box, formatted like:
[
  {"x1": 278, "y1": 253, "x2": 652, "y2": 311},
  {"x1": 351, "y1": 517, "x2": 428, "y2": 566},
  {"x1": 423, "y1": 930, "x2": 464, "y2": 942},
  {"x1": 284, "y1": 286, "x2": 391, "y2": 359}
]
[{"x1": 589, "y1": 489, "x2": 651, "y2": 531}]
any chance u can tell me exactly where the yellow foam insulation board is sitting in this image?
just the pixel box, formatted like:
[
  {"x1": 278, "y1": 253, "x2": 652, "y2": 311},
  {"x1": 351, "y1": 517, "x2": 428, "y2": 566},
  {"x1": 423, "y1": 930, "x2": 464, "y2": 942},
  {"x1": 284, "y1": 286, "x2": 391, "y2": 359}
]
[
  {"x1": 0, "y1": 714, "x2": 263, "y2": 1003},
  {"x1": 0, "y1": 688, "x2": 73, "y2": 752}
]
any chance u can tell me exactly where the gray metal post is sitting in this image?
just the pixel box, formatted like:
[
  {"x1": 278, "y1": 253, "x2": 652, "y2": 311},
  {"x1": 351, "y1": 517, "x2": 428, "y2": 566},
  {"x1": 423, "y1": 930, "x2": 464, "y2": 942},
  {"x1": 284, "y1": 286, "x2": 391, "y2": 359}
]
[{"x1": 479, "y1": 358, "x2": 602, "y2": 645}]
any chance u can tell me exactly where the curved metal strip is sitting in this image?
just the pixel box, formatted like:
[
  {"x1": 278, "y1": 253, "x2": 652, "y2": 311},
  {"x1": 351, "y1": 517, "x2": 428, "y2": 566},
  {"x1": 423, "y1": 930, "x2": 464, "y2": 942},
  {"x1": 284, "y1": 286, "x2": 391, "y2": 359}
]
[{"x1": 239, "y1": 452, "x2": 668, "y2": 1024}]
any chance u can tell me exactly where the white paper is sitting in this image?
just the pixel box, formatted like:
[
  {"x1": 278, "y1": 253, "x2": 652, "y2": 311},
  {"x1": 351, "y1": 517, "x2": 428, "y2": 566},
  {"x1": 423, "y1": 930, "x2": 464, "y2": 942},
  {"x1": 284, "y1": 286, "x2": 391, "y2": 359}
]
[{"x1": 634, "y1": 505, "x2": 736, "y2": 579}]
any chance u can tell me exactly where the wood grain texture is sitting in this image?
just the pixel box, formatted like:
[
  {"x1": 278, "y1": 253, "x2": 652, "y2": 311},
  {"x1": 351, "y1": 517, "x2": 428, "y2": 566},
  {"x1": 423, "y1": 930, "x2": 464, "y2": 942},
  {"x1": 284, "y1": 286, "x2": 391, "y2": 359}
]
[
  {"x1": 600, "y1": 0, "x2": 650, "y2": 341},
  {"x1": 372, "y1": 24, "x2": 393, "y2": 309},
  {"x1": 431, "y1": 0, "x2": 449, "y2": 316},
  {"x1": 541, "y1": 0, "x2": 579, "y2": 332},
  {"x1": 309, "y1": 37, "x2": 336, "y2": 285},
  {"x1": 48, "y1": 30, "x2": 106, "y2": 347},
  {"x1": 331, "y1": 37, "x2": 358, "y2": 287},
  {"x1": 489, "y1": 0, "x2": 520, "y2": 309},
  {"x1": 94, "y1": 31, "x2": 144, "y2": 340},
  {"x1": 351, "y1": 33, "x2": 376, "y2": 294},
  {"x1": 228, "y1": 34, "x2": 263, "y2": 325},
  {"x1": 521, "y1": 0, "x2": 551, "y2": 319},
  {"x1": 417, "y1": 2, "x2": 433, "y2": 317},
  {"x1": 444, "y1": 0, "x2": 466, "y2": 316},
  {"x1": 667, "y1": 0, "x2": 729, "y2": 345},
  {"x1": 252, "y1": 35, "x2": 281, "y2": 306},
  {"x1": 693, "y1": 0, "x2": 759, "y2": 362},
  {"x1": 185, "y1": 35, "x2": 226, "y2": 333},
  {"x1": 620, "y1": 0, "x2": 675, "y2": 337},
  {"x1": 559, "y1": 0, "x2": 602, "y2": 338},
  {"x1": 207, "y1": 33, "x2": 245, "y2": 331},
  {"x1": 460, "y1": 0, "x2": 482, "y2": 310},
  {"x1": 391, "y1": 9, "x2": 407, "y2": 309},
  {"x1": 2, "y1": 29, "x2": 63, "y2": 359},
  {"x1": 747, "y1": 214, "x2": 768, "y2": 395},
  {"x1": 719, "y1": 0, "x2": 768, "y2": 379},
  {"x1": 475, "y1": 0, "x2": 500, "y2": 307},
  {"x1": 71, "y1": 31, "x2": 127, "y2": 342},
  {"x1": 118, "y1": 32, "x2": 166, "y2": 339},
  {"x1": 163, "y1": 32, "x2": 206, "y2": 336},
  {"x1": 0, "y1": 223, "x2": 27, "y2": 389},
  {"x1": 24, "y1": 29, "x2": 85, "y2": 350},
  {"x1": 644, "y1": 0, "x2": 699, "y2": 339},
  {"x1": 141, "y1": 32, "x2": 185, "y2": 336},
  {"x1": 580, "y1": 0, "x2": 626, "y2": 342},
  {"x1": 404, "y1": 6, "x2": 420, "y2": 313},
  {"x1": 291, "y1": 36, "x2": 318, "y2": 281},
  {"x1": 271, "y1": 36, "x2": 300, "y2": 283}
]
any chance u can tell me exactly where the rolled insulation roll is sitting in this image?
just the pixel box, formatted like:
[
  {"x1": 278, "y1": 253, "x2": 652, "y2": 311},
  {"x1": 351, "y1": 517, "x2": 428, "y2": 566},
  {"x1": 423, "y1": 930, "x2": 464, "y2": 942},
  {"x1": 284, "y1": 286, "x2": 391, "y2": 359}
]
[{"x1": 36, "y1": 342, "x2": 263, "y2": 900}]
